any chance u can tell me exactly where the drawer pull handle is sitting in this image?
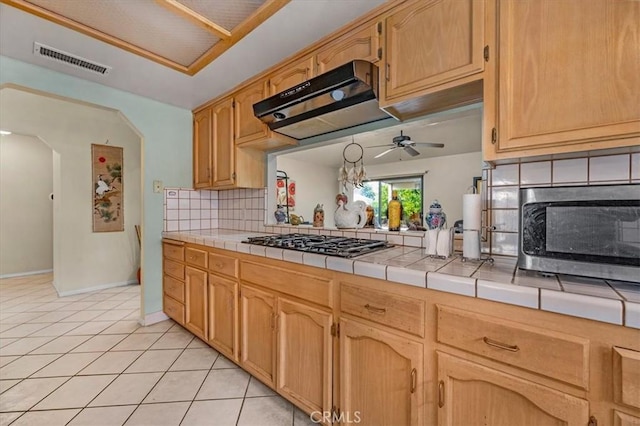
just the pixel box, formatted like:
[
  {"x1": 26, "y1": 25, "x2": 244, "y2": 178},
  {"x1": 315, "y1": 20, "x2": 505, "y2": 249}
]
[
  {"x1": 438, "y1": 380, "x2": 445, "y2": 408},
  {"x1": 410, "y1": 368, "x2": 417, "y2": 394},
  {"x1": 483, "y1": 336, "x2": 519, "y2": 352},
  {"x1": 364, "y1": 304, "x2": 386, "y2": 314}
]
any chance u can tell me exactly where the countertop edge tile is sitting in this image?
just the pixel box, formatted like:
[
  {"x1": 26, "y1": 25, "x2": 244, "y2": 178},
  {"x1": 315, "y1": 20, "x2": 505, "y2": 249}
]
[
  {"x1": 386, "y1": 266, "x2": 426, "y2": 288},
  {"x1": 541, "y1": 289, "x2": 623, "y2": 325},
  {"x1": 326, "y1": 258, "x2": 354, "y2": 274},
  {"x1": 427, "y1": 272, "x2": 476, "y2": 297},
  {"x1": 477, "y1": 279, "x2": 539, "y2": 309},
  {"x1": 623, "y1": 301, "x2": 640, "y2": 329},
  {"x1": 353, "y1": 261, "x2": 387, "y2": 280}
]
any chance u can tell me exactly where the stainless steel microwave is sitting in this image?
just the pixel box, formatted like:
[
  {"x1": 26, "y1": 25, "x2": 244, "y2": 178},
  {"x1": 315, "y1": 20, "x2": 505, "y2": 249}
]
[{"x1": 518, "y1": 184, "x2": 640, "y2": 282}]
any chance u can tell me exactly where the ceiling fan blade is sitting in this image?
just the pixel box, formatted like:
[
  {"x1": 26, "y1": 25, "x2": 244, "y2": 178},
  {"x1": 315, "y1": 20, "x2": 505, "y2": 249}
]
[
  {"x1": 413, "y1": 142, "x2": 445, "y2": 148},
  {"x1": 403, "y1": 146, "x2": 420, "y2": 157},
  {"x1": 374, "y1": 147, "x2": 397, "y2": 158},
  {"x1": 366, "y1": 144, "x2": 395, "y2": 148}
]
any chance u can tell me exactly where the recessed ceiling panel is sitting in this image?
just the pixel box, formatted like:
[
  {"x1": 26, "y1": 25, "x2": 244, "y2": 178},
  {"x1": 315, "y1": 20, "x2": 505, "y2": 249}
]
[{"x1": 178, "y1": 0, "x2": 266, "y2": 31}]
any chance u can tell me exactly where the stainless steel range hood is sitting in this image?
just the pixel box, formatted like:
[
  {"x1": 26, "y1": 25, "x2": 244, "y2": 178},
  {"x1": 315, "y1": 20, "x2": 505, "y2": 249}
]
[{"x1": 253, "y1": 60, "x2": 393, "y2": 140}]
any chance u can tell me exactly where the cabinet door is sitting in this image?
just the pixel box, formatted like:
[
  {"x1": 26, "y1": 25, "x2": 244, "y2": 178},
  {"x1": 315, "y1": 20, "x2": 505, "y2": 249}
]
[
  {"x1": 185, "y1": 266, "x2": 208, "y2": 340},
  {"x1": 437, "y1": 352, "x2": 589, "y2": 426},
  {"x1": 316, "y1": 22, "x2": 381, "y2": 74},
  {"x1": 211, "y1": 97, "x2": 235, "y2": 187},
  {"x1": 277, "y1": 297, "x2": 332, "y2": 419},
  {"x1": 269, "y1": 57, "x2": 315, "y2": 96},
  {"x1": 494, "y1": 0, "x2": 640, "y2": 154},
  {"x1": 193, "y1": 107, "x2": 212, "y2": 189},
  {"x1": 241, "y1": 284, "x2": 276, "y2": 387},
  {"x1": 234, "y1": 80, "x2": 269, "y2": 145},
  {"x1": 384, "y1": 0, "x2": 484, "y2": 100},
  {"x1": 340, "y1": 317, "x2": 424, "y2": 426},
  {"x1": 208, "y1": 274, "x2": 238, "y2": 361}
]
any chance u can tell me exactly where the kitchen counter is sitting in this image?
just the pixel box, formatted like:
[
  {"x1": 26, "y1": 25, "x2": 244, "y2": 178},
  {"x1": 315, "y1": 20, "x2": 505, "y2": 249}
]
[{"x1": 162, "y1": 228, "x2": 640, "y2": 329}]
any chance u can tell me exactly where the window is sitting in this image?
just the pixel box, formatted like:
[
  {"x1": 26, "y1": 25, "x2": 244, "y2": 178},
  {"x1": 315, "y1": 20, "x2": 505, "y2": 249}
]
[{"x1": 354, "y1": 175, "x2": 424, "y2": 230}]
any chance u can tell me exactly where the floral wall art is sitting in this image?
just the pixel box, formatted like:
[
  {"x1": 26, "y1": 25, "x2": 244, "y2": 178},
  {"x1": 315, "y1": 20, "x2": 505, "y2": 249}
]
[{"x1": 92, "y1": 143, "x2": 123, "y2": 232}]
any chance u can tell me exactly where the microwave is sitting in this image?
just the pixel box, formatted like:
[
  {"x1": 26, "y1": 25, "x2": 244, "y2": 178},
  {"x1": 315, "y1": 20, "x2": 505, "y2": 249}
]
[{"x1": 517, "y1": 184, "x2": 640, "y2": 283}]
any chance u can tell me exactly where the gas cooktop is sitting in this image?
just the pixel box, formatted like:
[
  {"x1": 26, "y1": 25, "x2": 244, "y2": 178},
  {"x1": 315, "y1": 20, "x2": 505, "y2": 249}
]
[{"x1": 243, "y1": 233, "x2": 393, "y2": 258}]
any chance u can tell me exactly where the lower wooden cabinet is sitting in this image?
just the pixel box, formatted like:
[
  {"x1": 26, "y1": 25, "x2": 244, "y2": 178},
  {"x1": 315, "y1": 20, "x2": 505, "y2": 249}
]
[
  {"x1": 614, "y1": 410, "x2": 640, "y2": 426},
  {"x1": 207, "y1": 274, "x2": 238, "y2": 362},
  {"x1": 276, "y1": 297, "x2": 333, "y2": 420},
  {"x1": 437, "y1": 352, "x2": 589, "y2": 426},
  {"x1": 185, "y1": 266, "x2": 208, "y2": 340},
  {"x1": 340, "y1": 317, "x2": 424, "y2": 426},
  {"x1": 240, "y1": 284, "x2": 277, "y2": 388}
]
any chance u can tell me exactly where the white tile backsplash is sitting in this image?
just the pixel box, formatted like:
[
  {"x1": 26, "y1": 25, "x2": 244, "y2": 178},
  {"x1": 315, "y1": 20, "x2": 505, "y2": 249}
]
[
  {"x1": 520, "y1": 161, "x2": 551, "y2": 185},
  {"x1": 491, "y1": 164, "x2": 519, "y2": 186},
  {"x1": 589, "y1": 154, "x2": 630, "y2": 182},
  {"x1": 490, "y1": 186, "x2": 519, "y2": 209},
  {"x1": 552, "y1": 158, "x2": 588, "y2": 183}
]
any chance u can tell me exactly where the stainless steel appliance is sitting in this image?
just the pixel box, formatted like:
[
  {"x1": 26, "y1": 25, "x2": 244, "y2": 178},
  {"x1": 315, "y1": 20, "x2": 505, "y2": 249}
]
[
  {"x1": 243, "y1": 233, "x2": 393, "y2": 258},
  {"x1": 252, "y1": 60, "x2": 393, "y2": 140},
  {"x1": 518, "y1": 184, "x2": 640, "y2": 282}
]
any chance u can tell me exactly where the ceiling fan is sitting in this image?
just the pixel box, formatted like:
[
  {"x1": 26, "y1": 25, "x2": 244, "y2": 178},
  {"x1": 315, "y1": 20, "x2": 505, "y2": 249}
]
[{"x1": 369, "y1": 131, "x2": 444, "y2": 159}]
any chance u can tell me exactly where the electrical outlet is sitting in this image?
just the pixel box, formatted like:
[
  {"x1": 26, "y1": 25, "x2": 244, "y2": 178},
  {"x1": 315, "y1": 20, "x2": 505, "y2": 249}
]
[{"x1": 153, "y1": 180, "x2": 163, "y2": 193}]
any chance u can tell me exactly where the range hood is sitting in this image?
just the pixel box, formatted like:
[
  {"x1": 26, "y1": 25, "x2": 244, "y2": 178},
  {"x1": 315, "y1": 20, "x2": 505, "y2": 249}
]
[{"x1": 253, "y1": 60, "x2": 392, "y2": 140}]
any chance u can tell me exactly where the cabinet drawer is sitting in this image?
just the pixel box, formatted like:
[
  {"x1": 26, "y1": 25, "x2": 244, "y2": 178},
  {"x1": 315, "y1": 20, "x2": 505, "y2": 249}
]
[
  {"x1": 163, "y1": 275, "x2": 185, "y2": 303},
  {"x1": 164, "y1": 259, "x2": 184, "y2": 280},
  {"x1": 163, "y1": 242, "x2": 184, "y2": 261},
  {"x1": 164, "y1": 295, "x2": 185, "y2": 325},
  {"x1": 613, "y1": 347, "x2": 640, "y2": 409},
  {"x1": 240, "y1": 261, "x2": 332, "y2": 307},
  {"x1": 340, "y1": 282, "x2": 425, "y2": 337},
  {"x1": 186, "y1": 247, "x2": 208, "y2": 268},
  {"x1": 209, "y1": 253, "x2": 238, "y2": 278},
  {"x1": 437, "y1": 305, "x2": 590, "y2": 389}
]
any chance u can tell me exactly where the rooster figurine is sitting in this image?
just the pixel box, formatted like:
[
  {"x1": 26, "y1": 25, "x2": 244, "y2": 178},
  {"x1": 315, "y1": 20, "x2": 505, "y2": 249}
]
[{"x1": 334, "y1": 194, "x2": 367, "y2": 229}]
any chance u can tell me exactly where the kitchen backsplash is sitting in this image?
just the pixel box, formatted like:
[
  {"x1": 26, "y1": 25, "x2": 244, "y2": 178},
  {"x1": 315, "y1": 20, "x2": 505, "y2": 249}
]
[{"x1": 165, "y1": 152, "x2": 639, "y2": 256}]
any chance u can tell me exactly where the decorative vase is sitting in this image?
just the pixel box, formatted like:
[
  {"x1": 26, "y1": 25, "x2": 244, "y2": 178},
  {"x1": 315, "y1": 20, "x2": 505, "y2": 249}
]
[
  {"x1": 313, "y1": 204, "x2": 324, "y2": 227},
  {"x1": 425, "y1": 199, "x2": 447, "y2": 230},
  {"x1": 274, "y1": 205, "x2": 286, "y2": 224}
]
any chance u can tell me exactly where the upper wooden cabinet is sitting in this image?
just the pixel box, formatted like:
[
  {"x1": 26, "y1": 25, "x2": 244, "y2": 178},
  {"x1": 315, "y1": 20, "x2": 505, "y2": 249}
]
[
  {"x1": 193, "y1": 107, "x2": 212, "y2": 189},
  {"x1": 269, "y1": 57, "x2": 315, "y2": 96},
  {"x1": 381, "y1": 0, "x2": 485, "y2": 104},
  {"x1": 211, "y1": 97, "x2": 235, "y2": 188},
  {"x1": 316, "y1": 22, "x2": 382, "y2": 74},
  {"x1": 486, "y1": 0, "x2": 640, "y2": 160}
]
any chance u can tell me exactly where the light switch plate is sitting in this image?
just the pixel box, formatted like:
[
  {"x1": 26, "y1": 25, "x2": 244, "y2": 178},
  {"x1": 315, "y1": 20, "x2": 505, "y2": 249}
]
[{"x1": 153, "y1": 180, "x2": 163, "y2": 193}]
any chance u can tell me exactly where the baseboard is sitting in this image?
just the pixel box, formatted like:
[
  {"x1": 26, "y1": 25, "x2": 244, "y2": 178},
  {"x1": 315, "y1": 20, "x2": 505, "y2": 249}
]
[
  {"x1": 0, "y1": 269, "x2": 53, "y2": 279},
  {"x1": 56, "y1": 279, "x2": 139, "y2": 297},
  {"x1": 141, "y1": 311, "x2": 169, "y2": 326}
]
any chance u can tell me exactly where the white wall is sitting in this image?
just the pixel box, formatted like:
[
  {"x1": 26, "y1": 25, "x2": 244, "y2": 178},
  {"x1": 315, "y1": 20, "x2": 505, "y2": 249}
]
[
  {"x1": 276, "y1": 156, "x2": 339, "y2": 228},
  {"x1": 364, "y1": 151, "x2": 483, "y2": 227},
  {"x1": 0, "y1": 88, "x2": 141, "y2": 294},
  {"x1": 0, "y1": 134, "x2": 53, "y2": 276}
]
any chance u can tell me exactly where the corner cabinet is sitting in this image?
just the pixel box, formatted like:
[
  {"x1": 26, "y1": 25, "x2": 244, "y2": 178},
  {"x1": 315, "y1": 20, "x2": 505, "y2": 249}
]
[
  {"x1": 380, "y1": 0, "x2": 485, "y2": 106},
  {"x1": 486, "y1": 0, "x2": 640, "y2": 160}
]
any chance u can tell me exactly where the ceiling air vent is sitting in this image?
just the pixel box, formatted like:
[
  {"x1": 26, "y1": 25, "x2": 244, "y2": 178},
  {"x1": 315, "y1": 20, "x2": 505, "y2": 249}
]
[{"x1": 33, "y1": 42, "x2": 112, "y2": 75}]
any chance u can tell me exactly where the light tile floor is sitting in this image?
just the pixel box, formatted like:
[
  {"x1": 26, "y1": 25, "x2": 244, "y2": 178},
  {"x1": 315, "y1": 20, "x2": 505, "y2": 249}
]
[{"x1": 0, "y1": 273, "x2": 314, "y2": 426}]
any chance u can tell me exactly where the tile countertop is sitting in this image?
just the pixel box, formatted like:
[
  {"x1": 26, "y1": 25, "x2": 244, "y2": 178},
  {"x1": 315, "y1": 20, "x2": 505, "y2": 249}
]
[{"x1": 162, "y1": 229, "x2": 640, "y2": 329}]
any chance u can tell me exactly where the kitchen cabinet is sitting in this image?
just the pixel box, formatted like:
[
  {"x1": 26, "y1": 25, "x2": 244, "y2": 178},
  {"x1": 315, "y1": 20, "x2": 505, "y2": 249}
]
[
  {"x1": 162, "y1": 241, "x2": 186, "y2": 325},
  {"x1": 240, "y1": 284, "x2": 277, "y2": 388},
  {"x1": 613, "y1": 347, "x2": 640, "y2": 410},
  {"x1": 380, "y1": 0, "x2": 484, "y2": 105},
  {"x1": 269, "y1": 56, "x2": 315, "y2": 96},
  {"x1": 614, "y1": 410, "x2": 640, "y2": 426},
  {"x1": 193, "y1": 107, "x2": 212, "y2": 189},
  {"x1": 340, "y1": 317, "x2": 424, "y2": 425},
  {"x1": 437, "y1": 352, "x2": 589, "y2": 426},
  {"x1": 210, "y1": 97, "x2": 235, "y2": 188},
  {"x1": 207, "y1": 274, "x2": 238, "y2": 361},
  {"x1": 184, "y1": 266, "x2": 208, "y2": 341},
  {"x1": 315, "y1": 21, "x2": 381, "y2": 74},
  {"x1": 276, "y1": 297, "x2": 333, "y2": 419},
  {"x1": 485, "y1": 0, "x2": 640, "y2": 160}
]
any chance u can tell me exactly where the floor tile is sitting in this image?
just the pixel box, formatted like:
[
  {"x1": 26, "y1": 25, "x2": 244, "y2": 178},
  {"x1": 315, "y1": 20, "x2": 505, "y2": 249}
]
[
  {"x1": 196, "y1": 368, "x2": 250, "y2": 400},
  {"x1": 89, "y1": 372, "x2": 163, "y2": 407},
  {"x1": 10, "y1": 408, "x2": 80, "y2": 426},
  {"x1": 0, "y1": 356, "x2": 19, "y2": 368},
  {"x1": 0, "y1": 337, "x2": 55, "y2": 356},
  {"x1": 91, "y1": 310, "x2": 135, "y2": 322},
  {"x1": 59, "y1": 311, "x2": 104, "y2": 323},
  {"x1": 68, "y1": 405, "x2": 137, "y2": 426},
  {"x1": 294, "y1": 407, "x2": 316, "y2": 425},
  {"x1": 79, "y1": 350, "x2": 143, "y2": 375},
  {"x1": 62, "y1": 302, "x2": 99, "y2": 311},
  {"x1": 65, "y1": 321, "x2": 115, "y2": 336},
  {"x1": 0, "y1": 377, "x2": 67, "y2": 411},
  {"x1": 0, "y1": 379, "x2": 21, "y2": 394},
  {"x1": 149, "y1": 332, "x2": 193, "y2": 350},
  {"x1": 124, "y1": 349, "x2": 182, "y2": 373},
  {"x1": 86, "y1": 300, "x2": 124, "y2": 310},
  {"x1": 124, "y1": 401, "x2": 190, "y2": 426},
  {"x1": 100, "y1": 321, "x2": 141, "y2": 335},
  {"x1": 0, "y1": 312, "x2": 44, "y2": 324},
  {"x1": 144, "y1": 370, "x2": 208, "y2": 403},
  {"x1": 34, "y1": 375, "x2": 116, "y2": 409},
  {"x1": 133, "y1": 320, "x2": 174, "y2": 334},
  {"x1": 28, "y1": 322, "x2": 85, "y2": 337},
  {"x1": 70, "y1": 334, "x2": 128, "y2": 353},
  {"x1": 0, "y1": 323, "x2": 50, "y2": 338},
  {"x1": 245, "y1": 376, "x2": 277, "y2": 397},
  {"x1": 0, "y1": 338, "x2": 18, "y2": 349},
  {"x1": 212, "y1": 355, "x2": 239, "y2": 369},
  {"x1": 237, "y1": 396, "x2": 293, "y2": 426},
  {"x1": 31, "y1": 352, "x2": 103, "y2": 378},
  {"x1": 111, "y1": 333, "x2": 163, "y2": 351},
  {"x1": 186, "y1": 338, "x2": 208, "y2": 349},
  {"x1": 0, "y1": 412, "x2": 24, "y2": 425},
  {"x1": 182, "y1": 399, "x2": 242, "y2": 425},
  {"x1": 30, "y1": 335, "x2": 91, "y2": 355},
  {"x1": 0, "y1": 353, "x2": 60, "y2": 379},
  {"x1": 170, "y1": 347, "x2": 218, "y2": 371}
]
